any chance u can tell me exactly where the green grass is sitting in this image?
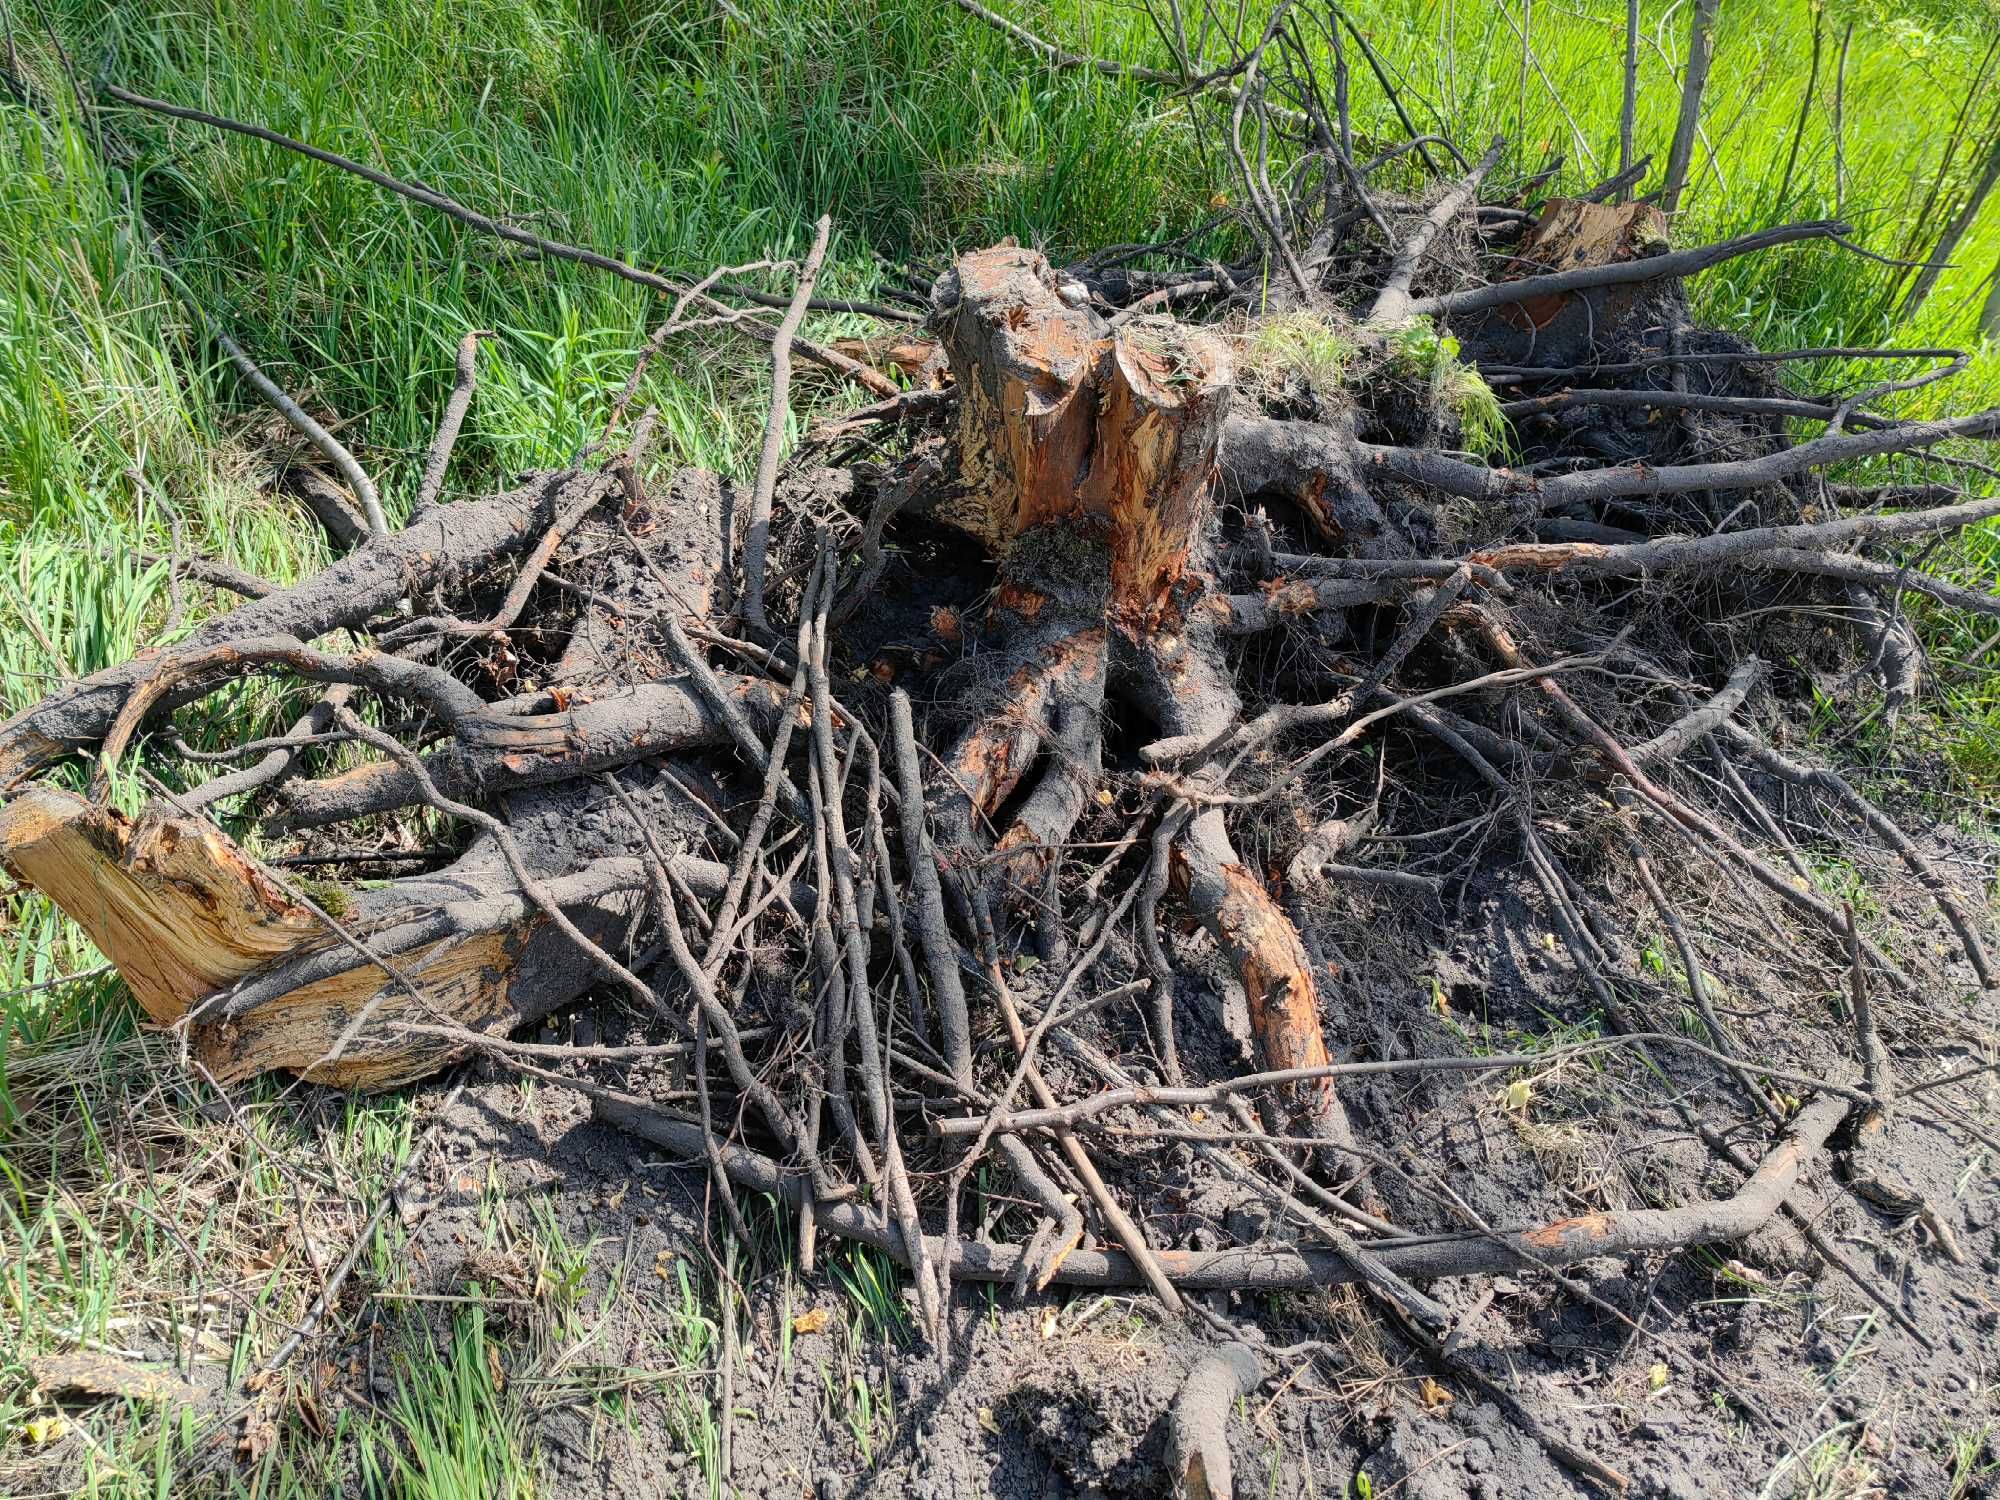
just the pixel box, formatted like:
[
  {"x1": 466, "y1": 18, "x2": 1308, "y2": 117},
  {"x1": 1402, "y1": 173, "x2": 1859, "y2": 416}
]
[
  {"x1": 5, "y1": 0, "x2": 2000, "y2": 1490},
  {"x1": 359, "y1": 1304, "x2": 537, "y2": 1500}
]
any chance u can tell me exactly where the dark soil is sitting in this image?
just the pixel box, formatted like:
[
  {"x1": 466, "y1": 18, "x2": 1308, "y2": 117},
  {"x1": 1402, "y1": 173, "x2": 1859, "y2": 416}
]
[{"x1": 365, "y1": 788, "x2": 2000, "y2": 1499}]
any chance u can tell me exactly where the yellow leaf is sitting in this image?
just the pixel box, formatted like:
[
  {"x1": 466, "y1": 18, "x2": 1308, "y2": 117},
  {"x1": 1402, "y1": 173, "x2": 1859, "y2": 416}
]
[
  {"x1": 1095, "y1": 788, "x2": 1114, "y2": 806},
  {"x1": 1418, "y1": 1377, "x2": 1453, "y2": 1409},
  {"x1": 1647, "y1": 1362, "x2": 1669, "y2": 1392},
  {"x1": 792, "y1": 1307, "x2": 832, "y2": 1336},
  {"x1": 977, "y1": 1406, "x2": 1001, "y2": 1436},
  {"x1": 21, "y1": 1414, "x2": 68, "y2": 1445},
  {"x1": 1504, "y1": 1079, "x2": 1531, "y2": 1112}
]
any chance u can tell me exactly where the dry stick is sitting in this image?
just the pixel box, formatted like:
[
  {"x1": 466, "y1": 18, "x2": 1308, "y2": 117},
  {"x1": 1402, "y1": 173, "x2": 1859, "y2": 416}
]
[
  {"x1": 617, "y1": 515, "x2": 810, "y2": 821},
  {"x1": 702, "y1": 562, "x2": 819, "y2": 973},
  {"x1": 182, "y1": 690, "x2": 350, "y2": 812},
  {"x1": 1775, "y1": 4, "x2": 1824, "y2": 210},
  {"x1": 803, "y1": 545, "x2": 913, "y2": 1288},
  {"x1": 1180, "y1": 1104, "x2": 1451, "y2": 1332},
  {"x1": 608, "y1": 516, "x2": 812, "y2": 816},
  {"x1": 876, "y1": 984, "x2": 943, "y2": 1341},
  {"x1": 1661, "y1": 0, "x2": 1721, "y2": 214},
  {"x1": 414, "y1": 330, "x2": 489, "y2": 510},
  {"x1": 1467, "y1": 614, "x2": 1914, "y2": 989},
  {"x1": 933, "y1": 1031, "x2": 1872, "y2": 1137},
  {"x1": 129, "y1": 546, "x2": 274, "y2": 603},
  {"x1": 602, "y1": 260, "x2": 776, "y2": 457},
  {"x1": 1901, "y1": 128, "x2": 2000, "y2": 323},
  {"x1": 1497, "y1": 383, "x2": 1959, "y2": 424},
  {"x1": 1216, "y1": 567, "x2": 1472, "y2": 767},
  {"x1": 801, "y1": 742, "x2": 872, "y2": 1194},
  {"x1": 947, "y1": 0, "x2": 1179, "y2": 83},
  {"x1": 1720, "y1": 724, "x2": 1996, "y2": 988},
  {"x1": 99, "y1": 85, "x2": 895, "y2": 398},
  {"x1": 1627, "y1": 832, "x2": 1783, "y2": 1124},
  {"x1": 1497, "y1": 2, "x2": 1596, "y2": 176},
  {"x1": 1134, "y1": 805, "x2": 1190, "y2": 1083},
  {"x1": 1694, "y1": 1113, "x2": 1931, "y2": 1349},
  {"x1": 594, "y1": 1072, "x2": 1852, "y2": 1290},
  {"x1": 212, "y1": 330, "x2": 388, "y2": 537},
  {"x1": 1700, "y1": 731, "x2": 1819, "y2": 894},
  {"x1": 258, "y1": 1080, "x2": 466, "y2": 1380},
  {"x1": 971, "y1": 894, "x2": 1186, "y2": 1314},
  {"x1": 862, "y1": 748, "x2": 929, "y2": 1047},
  {"x1": 951, "y1": 870, "x2": 1150, "y2": 1185},
  {"x1": 1366, "y1": 136, "x2": 1507, "y2": 325},
  {"x1": 1225, "y1": 1, "x2": 1311, "y2": 296},
  {"x1": 1580, "y1": 154, "x2": 1650, "y2": 204},
  {"x1": 694, "y1": 1013, "x2": 754, "y2": 1248},
  {"x1": 886, "y1": 689, "x2": 1081, "y2": 1301},
  {"x1": 389, "y1": 1019, "x2": 770, "y2": 1063},
  {"x1": 1144, "y1": 654, "x2": 1600, "y2": 791},
  {"x1": 1833, "y1": 21, "x2": 1853, "y2": 214},
  {"x1": 1844, "y1": 903, "x2": 1895, "y2": 1115},
  {"x1": 90, "y1": 632, "x2": 485, "y2": 799},
  {"x1": 627, "y1": 795, "x2": 826, "y2": 1187},
  {"x1": 1332, "y1": 5, "x2": 1441, "y2": 176},
  {"x1": 1333, "y1": 397, "x2": 2000, "y2": 517},
  {"x1": 889, "y1": 691, "x2": 978, "y2": 1087},
  {"x1": 1627, "y1": 656, "x2": 1764, "y2": 770},
  {"x1": 740, "y1": 216, "x2": 831, "y2": 636},
  {"x1": 385, "y1": 477, "x2": 608, "y2": 646},
  {"x1": 1482, "y1": 344, "x2": 1965, "y2": 382},
  {"x1": 1164, "y1": 1342, "x2": 1262, "y2": 1498},
  {"x1": 1476, "y1": 463, "x2": 2000, "y2": 561},
  {"x1": 1618, "y1": 0, "x2": 1639, "y2": 200},
  {"x1": 1776, "y1": 548, "x2": 2000, "y2": 624},
  {"x1": 1407, "y1": 217, "x2": 1847, "y2": 319}
]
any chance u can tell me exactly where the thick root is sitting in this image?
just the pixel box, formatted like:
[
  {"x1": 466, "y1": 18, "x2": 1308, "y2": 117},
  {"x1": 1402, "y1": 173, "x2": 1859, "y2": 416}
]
[
  {"x1": 1166, "y1": 1343, "x2": 1263, "y2": 1499},
  {"x1": 1173, "y1": 809, "x2": 1353, "y2": 1154}
]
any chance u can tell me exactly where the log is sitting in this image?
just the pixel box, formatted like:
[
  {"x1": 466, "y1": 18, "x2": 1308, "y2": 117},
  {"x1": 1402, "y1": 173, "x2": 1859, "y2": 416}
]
[
  {"x1": 0, "y1": 784, "x2": 651, "y2": 1088},
  {"x1": 0, "y1": 470, "x2": 734, "y2": 1088}
]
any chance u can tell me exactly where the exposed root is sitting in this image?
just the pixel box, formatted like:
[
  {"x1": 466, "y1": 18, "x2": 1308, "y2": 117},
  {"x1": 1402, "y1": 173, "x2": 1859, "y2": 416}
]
[{"x1": 7, "y1": 71, "x2": 2000, "y2": 1494}]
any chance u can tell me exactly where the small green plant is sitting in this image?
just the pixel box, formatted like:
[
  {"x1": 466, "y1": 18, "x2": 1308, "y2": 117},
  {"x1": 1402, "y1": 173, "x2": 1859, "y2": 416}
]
[
  {"x1": 359, "y1": 1305, "x2": 537, "y2": 1500},
  {"x1": 291, "y1": 875, "x2": 351, "y2": 919},
  {"x1": 1948, "y1": 1418, "x2": 1999, "y2": 1499},
  {"x1": 833, "y1": 1244, "x2": 911, "y2": 1346},
  {"x1": 1386, "y1": 317, "x2": 1511, "y2": 459},
  {"x1": 1245, "y1": 311, "x2": 1356, "y2": 393}
]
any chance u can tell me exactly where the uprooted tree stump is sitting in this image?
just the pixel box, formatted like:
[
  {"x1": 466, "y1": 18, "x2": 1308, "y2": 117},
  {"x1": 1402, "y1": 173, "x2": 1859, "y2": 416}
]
[{"x1": 7, "y1": 106, "x2": 2000, "y2": 1490}]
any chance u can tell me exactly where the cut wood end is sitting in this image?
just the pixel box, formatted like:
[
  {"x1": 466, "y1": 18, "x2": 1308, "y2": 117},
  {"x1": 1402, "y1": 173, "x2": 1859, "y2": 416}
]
[
  {"x1": 0, "y1": 783, "x2": 542, "y2": 1090},
  {"x1": 0, "y1": 784, "x2": 318, "y2": 1022},
  {"x1": 1501, "y1": 197, "x2": 1672, "y2": 333}
]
